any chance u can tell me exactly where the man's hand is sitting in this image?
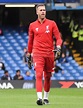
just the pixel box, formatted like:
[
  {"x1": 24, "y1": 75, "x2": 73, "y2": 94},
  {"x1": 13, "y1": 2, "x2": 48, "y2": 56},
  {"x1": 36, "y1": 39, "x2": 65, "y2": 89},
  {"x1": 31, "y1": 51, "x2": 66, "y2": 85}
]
[
  {"x1": 27, "y1": 53, "x2": 32, "y2": 69},
  {"x1": 53, "y1": 46, "x2": 61, "y2": 59}
]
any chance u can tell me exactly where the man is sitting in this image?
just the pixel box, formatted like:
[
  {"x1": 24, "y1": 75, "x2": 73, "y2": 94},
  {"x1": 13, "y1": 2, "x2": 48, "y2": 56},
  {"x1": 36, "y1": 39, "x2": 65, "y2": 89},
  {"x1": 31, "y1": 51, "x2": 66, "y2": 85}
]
[
  {"x1": 27, "y1": 4, "x2": 62, "y2": 105},
  {"x1": 24, "y1": 71, "x2": 34, "y2": 80},
  {"x1": 1, "y1": 70, "x2": 12, "y2": 80},
  {"x1": 13, "y1": 70, "x2": 24, "y2": 80}
]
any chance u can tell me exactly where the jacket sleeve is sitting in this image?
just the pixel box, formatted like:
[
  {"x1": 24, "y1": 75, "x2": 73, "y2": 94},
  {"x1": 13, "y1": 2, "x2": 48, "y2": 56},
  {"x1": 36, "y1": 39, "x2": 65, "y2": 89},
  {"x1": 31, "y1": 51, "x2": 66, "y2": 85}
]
[
  {"x1": 27, "y1": 24, "x2": 34, "y2": 53},
  {"x1": 52, "y1": 21, "x2": 63, "y2": 47}
]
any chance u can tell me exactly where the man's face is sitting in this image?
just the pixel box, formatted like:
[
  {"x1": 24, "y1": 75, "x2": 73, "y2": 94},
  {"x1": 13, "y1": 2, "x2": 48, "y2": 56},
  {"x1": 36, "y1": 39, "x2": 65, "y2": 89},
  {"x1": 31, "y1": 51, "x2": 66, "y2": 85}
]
[
  {"x1": 36, "y1": 6, "x2": 46, "y2": 20},
  {"x1": 5, "y1": 72, "x2": 9, "y2": 76},
  {"x1": 16, "y1": 71, "x2": 20, "y2": 76},
  {"x1": 26, "y1": 71, "x2": 30, "y2": 76}
]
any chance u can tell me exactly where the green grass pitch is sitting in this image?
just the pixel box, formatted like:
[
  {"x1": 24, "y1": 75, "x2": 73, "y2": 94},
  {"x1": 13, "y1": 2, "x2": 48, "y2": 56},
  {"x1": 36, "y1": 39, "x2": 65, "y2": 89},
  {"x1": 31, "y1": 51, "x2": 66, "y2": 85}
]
[{"x1": 0, "y1": 88, "x2": 83, "y2": 108}]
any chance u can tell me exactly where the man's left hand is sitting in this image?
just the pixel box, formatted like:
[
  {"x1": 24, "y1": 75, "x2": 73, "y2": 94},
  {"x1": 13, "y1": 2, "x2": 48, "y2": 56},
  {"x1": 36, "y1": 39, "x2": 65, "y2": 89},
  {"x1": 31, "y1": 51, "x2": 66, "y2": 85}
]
[{"x1": 53, "y1": 46, "x2": 61, "y2": 59}]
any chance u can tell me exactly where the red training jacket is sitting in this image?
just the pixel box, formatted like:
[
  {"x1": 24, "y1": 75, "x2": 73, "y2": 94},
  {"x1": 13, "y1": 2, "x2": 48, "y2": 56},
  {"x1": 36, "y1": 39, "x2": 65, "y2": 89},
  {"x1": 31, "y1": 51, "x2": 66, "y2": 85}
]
[{"x1": 28, "y1": 18, "x2": 62, "y2": 56}]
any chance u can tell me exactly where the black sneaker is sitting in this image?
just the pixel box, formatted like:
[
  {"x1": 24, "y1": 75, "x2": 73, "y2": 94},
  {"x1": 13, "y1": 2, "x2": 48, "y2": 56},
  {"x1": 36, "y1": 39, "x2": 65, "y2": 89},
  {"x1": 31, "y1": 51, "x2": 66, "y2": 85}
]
[
  {"x1": 43, "y1": 99, "x2": 50, "y2": 105},
  {"x1": 36, "y1": 99, "x2": 43, "y2": 105}
]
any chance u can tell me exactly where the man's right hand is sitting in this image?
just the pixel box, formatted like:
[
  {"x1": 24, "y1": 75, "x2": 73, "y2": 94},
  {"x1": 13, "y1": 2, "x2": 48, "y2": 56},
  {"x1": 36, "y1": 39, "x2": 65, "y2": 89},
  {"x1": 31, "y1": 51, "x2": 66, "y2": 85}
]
[{"x1": 27, "y1": 53, "x2": 32, "y2": 69}]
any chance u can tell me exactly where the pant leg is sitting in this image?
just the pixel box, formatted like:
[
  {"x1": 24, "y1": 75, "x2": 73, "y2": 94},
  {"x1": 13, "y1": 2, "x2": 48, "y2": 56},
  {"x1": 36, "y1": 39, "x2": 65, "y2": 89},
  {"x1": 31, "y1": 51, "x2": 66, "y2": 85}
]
[
  {"x1": 43, "y1": 56, "x2": 54, "y2": 92},
  {"x1": 44, "y1": 71, "x2": 51, "y2": 92},
  {"x1": 33, "y1": 56, "x2": 45, "y2": 92}
]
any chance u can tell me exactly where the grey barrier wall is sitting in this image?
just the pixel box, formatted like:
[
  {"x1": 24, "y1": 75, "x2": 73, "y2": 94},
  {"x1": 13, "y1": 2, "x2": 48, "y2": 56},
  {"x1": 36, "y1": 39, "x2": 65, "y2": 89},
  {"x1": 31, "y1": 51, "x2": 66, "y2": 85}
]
[
  {"x1": 80, "y1": 0, "x2": 83, "y2": 5},
  {"x1": 0, "y1": 80, "x2": 83, "y2": 89},
  {"x1": 0, "y1": 80, "x2": 35, "y2": 89}
]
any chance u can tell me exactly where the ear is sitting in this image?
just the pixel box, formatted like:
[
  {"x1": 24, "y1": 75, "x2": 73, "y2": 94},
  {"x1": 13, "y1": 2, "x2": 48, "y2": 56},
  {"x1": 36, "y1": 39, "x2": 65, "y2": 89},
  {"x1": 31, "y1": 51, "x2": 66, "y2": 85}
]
[{"x1": 36, "y1": 10, "x2": 38, "y2": 15}]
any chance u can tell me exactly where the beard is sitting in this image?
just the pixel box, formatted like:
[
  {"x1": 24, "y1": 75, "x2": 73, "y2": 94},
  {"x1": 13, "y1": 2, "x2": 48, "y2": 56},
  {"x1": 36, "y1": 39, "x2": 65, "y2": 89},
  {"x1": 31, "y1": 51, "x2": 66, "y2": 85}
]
[{"x1": 39, "y1": 14, "x2": 46, "y2": 20}]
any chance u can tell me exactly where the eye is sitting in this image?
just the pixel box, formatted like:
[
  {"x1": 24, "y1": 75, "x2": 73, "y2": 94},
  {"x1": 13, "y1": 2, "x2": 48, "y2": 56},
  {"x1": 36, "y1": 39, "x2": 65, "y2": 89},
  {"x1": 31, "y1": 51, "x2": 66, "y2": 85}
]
[{"x1": 40, "y1": 9, "x2": 46, "y2": 11}]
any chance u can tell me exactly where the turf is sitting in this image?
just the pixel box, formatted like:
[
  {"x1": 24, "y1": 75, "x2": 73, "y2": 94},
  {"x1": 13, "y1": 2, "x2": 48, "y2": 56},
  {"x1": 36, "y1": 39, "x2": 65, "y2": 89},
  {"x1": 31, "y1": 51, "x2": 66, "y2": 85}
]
[{"x1": 0, "y1": 88, "x2": 83, "y2": 108}]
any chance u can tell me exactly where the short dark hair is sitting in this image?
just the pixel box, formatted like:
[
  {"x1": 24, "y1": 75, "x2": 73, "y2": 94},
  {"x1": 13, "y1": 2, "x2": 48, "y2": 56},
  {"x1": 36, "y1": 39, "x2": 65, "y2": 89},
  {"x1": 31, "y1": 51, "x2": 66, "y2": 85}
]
[
  {"x1": 36, "y1": 4, "x2": 45, "y2": 10},
  {"x1": 16, "y1": 70, "x2": 20, "y2": 73},
  {"x1": 4, "y1": 70, "x2": 8, "y2": 74}
]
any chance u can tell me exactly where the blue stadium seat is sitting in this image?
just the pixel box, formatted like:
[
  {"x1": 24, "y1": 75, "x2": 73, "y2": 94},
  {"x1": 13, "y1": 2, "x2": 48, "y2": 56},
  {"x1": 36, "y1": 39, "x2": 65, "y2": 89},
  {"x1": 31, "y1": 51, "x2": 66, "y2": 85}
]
[
  {"x1": 67, "y1": 56, "x2": 73, "y2": 62},
  {"x1": 67, "y1": 76, "x2": 75, "y2": 80},
  {"x1": 77, "y1": 76, "x2": 83, "y2": 80},
  {"x1": 51, "y1": 76, "x2": 56, "y2": 80}
]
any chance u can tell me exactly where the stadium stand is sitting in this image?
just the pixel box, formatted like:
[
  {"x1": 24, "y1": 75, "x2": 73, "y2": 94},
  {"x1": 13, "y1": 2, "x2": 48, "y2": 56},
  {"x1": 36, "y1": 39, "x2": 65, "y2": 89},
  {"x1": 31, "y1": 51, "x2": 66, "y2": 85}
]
[
  {"x1": 72, "y1": 50, "x2": 83, "y2": 66},
  {"x1": 0, "y1": 27, "x2": 83, "y2": 80}
]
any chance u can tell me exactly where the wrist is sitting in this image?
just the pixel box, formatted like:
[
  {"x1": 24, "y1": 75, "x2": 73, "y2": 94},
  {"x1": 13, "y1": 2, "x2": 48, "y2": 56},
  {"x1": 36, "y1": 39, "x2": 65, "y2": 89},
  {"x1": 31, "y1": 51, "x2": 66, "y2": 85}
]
[{"x1": 56, "y1": 45, "x2": 61, "y2": 49}]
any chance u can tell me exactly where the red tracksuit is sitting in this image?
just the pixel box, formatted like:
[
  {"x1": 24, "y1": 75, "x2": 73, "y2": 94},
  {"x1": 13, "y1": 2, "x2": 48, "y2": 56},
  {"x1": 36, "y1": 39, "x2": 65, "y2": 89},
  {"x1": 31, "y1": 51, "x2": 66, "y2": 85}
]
[{"x1": 28, "y1": 18, "x2": 62, "y2": 92}]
